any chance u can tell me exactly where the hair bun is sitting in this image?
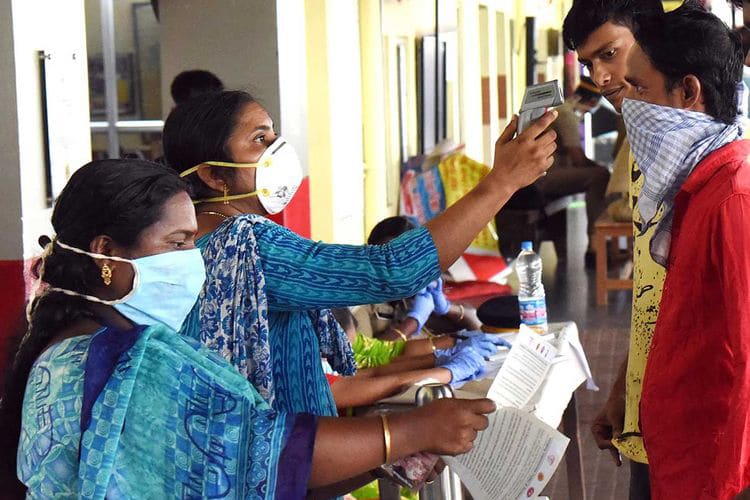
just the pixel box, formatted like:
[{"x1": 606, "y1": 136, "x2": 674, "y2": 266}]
[{"x1": 37, "y1": 235, "x2": 52, "y2": 249}]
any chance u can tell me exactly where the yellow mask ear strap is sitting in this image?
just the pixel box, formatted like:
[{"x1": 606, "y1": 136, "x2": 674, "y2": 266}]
[
  {"x1": 179, "y1": 159, "x2": 273, "y2": 178},
  {"x1": 192, "y1": 188, "x2": 271, "y2": 205}
]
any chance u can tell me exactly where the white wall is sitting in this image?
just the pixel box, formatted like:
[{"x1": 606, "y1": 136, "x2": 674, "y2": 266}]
[
  {"x1": 276, "y1": 0, "x2": 309, "y2": 173},
  {"x1": 327, "y1": 0, "x2": 365, "y2": 244},
  {"x1": 159, "y1": 0, "x2": 311, "y2": 174},
  {"x1": 4, "y1": 0, "x2": 91, "y2": 260}
]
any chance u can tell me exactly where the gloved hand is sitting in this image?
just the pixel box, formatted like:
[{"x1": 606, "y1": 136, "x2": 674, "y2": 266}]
[
  {"x1": 435, "y1": 346, "x2": 487, "y2": 384},
  {"x1": 407, "y1": 287, "x2": 435, "y2": 330},
  {"x1": 427, "y1": 278, "x2": 451, "y2": 315},
  {"x1": 456, "y1": 332, "x2": 512, "y2": 352},
  {"x1": 436, "y1": 333, "x2": 509, "y2": 361}
]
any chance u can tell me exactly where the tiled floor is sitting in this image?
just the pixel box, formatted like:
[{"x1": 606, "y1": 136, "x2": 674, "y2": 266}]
[{"x1": 535, "y1": 204, "x2": 633, "y2": 500}]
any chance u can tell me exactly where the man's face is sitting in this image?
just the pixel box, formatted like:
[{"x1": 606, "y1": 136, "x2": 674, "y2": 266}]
[
  {"x1": 576, "y1": 21, "x2": 636, "y2": 112},
  {"x1": 624, "y1": 43, "x2": 682, "y2": 108}
]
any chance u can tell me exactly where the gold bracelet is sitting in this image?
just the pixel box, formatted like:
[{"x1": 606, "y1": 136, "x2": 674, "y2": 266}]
[
  {"x1": 427, "y1": 336, "x2": 437, "y2": 352},
  {"x1": 457, "y1": 304, "x2": 465, "y2": 321},
  {"x1": 393, "y1": 328, "x2": 408, "y2": 342},
  {"x1": 380, "y1": 413, "x2": 392, "y2": 464}
]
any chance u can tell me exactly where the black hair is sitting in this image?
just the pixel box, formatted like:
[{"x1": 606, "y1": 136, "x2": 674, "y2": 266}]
[
  {"x1": 331, "y1": 307, "x2": 358, "y2": 334},
  {"x1": 635, "y1": 2, "x2": 743, "y2": 124},
  {"x1": 367, "y1": 216, "x2": 416, "y2": 245},
  {"x1": 0, "y1": 159, "x2": 188, "y2": 493},
  {"x1": 163, "y1": 90, "x2": 258, "y2": 199},
  {"x1": 563, "y1": 0, "x2": 664, "y2": 50},
  {"x1": 170, "y1": 69, "x2": 224, "y2": 106}
]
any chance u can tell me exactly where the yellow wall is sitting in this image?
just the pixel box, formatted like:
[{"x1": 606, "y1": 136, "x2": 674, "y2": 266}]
[
  {"x1": 306, "y1": 0, "x2": 366, "y2": 244},
  {"x1": 310, "y1": 0, "x2": 573, "y2": 242},
  {"x1": 305, "y1": 0, "x2": 335, "y2": 242},
  {"x1": 360, "y1": 0, "x2": 390, "y2": 235}
]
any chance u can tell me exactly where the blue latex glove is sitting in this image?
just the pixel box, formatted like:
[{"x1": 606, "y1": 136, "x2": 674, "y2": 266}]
[
  {"x1": 455, "y1": 337, "x2": 503, "y2": 358},
  {"x1": 436, "y1": 333, "x2": 509, "y2": 361},
  {"x1": 406, "y1": 287, "x2": 435, "y2": 330},
  {"x1": 435, "y1": 346, "x2": 487, "y2": 384},
  {"x1": 427, "y1": 278, "x2": 451, "y2": 315},
  {"x1": 456, "y1": 332, "x2": 512, "y2": 353}
]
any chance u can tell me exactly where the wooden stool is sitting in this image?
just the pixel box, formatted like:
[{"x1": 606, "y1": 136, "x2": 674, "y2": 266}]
[{"x1": 594, "y1": 216, "x2": 633, "y2": 305}]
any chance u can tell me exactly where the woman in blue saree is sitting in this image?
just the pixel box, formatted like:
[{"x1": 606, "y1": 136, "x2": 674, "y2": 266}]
[
  {"x1": 163, "y1": 91, "x2": 557, "y2": 418},
  {"x1": 0, "y1": 159, "x2": 494, "y2": 498}
]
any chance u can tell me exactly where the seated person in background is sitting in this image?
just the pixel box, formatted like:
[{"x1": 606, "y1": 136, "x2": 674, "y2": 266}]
[
  {"x1": 536, "y1": 76, "x2": 611, "y2": 265},
  {"x1": 365, "y1": 216, "x2": 481, "y2": 341},
  {"x1": 333, "y1": 308, "x2": 456, "y2": 366},
  {"x1": 170, "y1": 69, "x2": 224, "y2": 106},
  {"x1": 324, "y1": 308, "x2": 508, "y2": 411}
]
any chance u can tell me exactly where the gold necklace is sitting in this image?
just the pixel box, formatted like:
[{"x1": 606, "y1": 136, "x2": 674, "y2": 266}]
[{"x1": 197, "y1": 210, "x2": 231, "y2": 220}]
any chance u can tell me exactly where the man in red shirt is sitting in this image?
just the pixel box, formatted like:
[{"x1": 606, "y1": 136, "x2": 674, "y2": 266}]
[{"x1": 621, "y1": 4, "x2": 750, "y2": 498}]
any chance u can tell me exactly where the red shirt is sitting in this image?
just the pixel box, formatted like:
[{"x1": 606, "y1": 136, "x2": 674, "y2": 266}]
[{"x1": 641, "y1": 139, "x2": 750, "y2": 499}]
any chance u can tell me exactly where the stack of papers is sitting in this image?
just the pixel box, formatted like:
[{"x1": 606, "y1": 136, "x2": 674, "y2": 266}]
[{"x1": 378, "y1": 323, "x2": 595, "y2": 499}]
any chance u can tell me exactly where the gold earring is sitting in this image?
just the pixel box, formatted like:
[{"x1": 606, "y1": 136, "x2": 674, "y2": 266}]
[
  {"x1": 223, "y1": 184, "x2": 229, "y2": 205},
  {"x1": 101, "y1": 263, "x2": 112, "y2": 286}
]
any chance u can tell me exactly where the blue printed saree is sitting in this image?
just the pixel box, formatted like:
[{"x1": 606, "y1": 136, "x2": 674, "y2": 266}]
[
  {"x1": 18, "y1": 324, "x2": 316, "y2": 499},
  {"x1": 181, "y1": 215, "x2": 439, "y2": 417}
]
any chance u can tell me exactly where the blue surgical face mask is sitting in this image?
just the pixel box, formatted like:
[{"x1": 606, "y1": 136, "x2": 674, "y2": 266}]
[
  {"x1": 40, "y1": 241, "x2": 206, "y2": 332},
  {"x1": 112, "y1": 250, "x2": 206, "y2": 331}
]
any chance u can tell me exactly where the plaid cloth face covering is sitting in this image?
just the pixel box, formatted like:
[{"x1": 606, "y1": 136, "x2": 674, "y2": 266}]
[{"x1": 622, "y1": 94, "x2": 744, "y2": 266}]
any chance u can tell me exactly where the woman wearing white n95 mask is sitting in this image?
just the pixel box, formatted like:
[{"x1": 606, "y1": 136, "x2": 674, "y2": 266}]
[
  {"x1": 163, "y1": 91, "x2": 556, "y2": 421},
  {"x1": 0, "y1": 159, "x2": 495, "y2": 498}
]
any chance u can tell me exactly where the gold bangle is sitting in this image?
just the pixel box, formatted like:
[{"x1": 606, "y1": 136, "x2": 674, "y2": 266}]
[
  {"x1": 457, "y1": 304, "x2": 465, "y2": 321},
  {"x1": 380, "y1": 413, "x2": 392, "y2": 464},
  {"x1": 427, "y1": 336, "x2": 437, "y2": 352},
  {"x1": 393, "y1": 328, "x2": 408, "y2": 342}
]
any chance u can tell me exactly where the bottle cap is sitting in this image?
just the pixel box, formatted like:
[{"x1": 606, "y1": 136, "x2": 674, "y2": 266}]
[{"x1": 521, "y1": 241, "x2": 533, "y2": 251}]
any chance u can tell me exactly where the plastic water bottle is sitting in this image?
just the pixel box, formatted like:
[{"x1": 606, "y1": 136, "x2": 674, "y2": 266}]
[{"x1": 515, "y1": 241, "x2": 548, "y2": 333}]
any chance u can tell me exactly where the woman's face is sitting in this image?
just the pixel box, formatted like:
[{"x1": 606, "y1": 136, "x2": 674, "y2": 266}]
[
  {"x1": 223, "y1": 101, "x2": 277, "y2": 214},
  {"x1": 103, "y1": 191, "x2": 198, "y2": 300}
]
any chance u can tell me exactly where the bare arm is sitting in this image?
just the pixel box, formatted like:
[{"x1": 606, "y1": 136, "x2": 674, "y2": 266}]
[
  {"x1": 425, "y1": 112, "x2": 557, "y2": 270},
  {"x1": 444, "y1": 303, "x2": 481, "y2": 331},
  {"x1": 591, "y1": 354, "x2": 628, "y2": 466},
  {"x1": 329, "y1": 368, "x2": 452, "y2": 409},
  {"x1": 309, "y1": 398, "x2": 495, "y2": 487},
  {"x1": 366, "y1": 353, "x2": 437, "y2": 374},
  {"x1": 425, "y1": 304, "x2": 482, "y2": 333},
  {"x1": 376, "y1": 316, "x2": 420, "y2": 341},
  {"x1": 401, "y1": 335, "x2": 455, "y2": 357}
]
